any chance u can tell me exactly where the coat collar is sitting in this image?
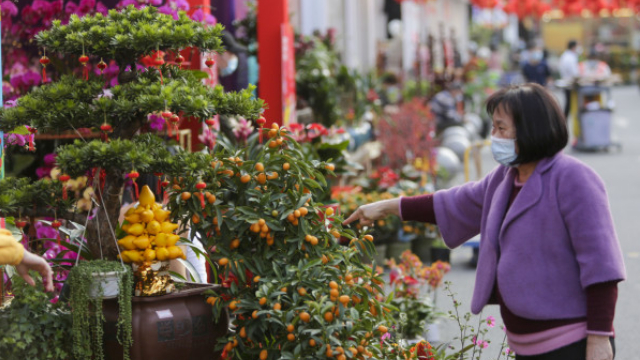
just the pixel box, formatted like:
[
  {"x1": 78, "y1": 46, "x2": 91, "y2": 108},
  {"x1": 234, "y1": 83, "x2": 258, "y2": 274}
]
[{"x1": 497, "y1": 152, "x2": 563, "y2": 237}]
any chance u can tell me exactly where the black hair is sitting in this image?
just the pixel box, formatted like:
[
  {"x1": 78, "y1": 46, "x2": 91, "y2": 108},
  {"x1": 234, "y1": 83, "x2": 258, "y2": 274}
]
[
  {"x1": 485, "y1": 83, "x2": 568, "y2": 166},
  {"x1": 567, "y1": 40, "x2": 578, "y2": 50}
]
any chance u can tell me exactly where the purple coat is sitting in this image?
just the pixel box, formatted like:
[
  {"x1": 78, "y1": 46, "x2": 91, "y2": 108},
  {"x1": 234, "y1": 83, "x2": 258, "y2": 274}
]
[{"x1": 434, "y1": 152, "x2": 626, "y2": 318}]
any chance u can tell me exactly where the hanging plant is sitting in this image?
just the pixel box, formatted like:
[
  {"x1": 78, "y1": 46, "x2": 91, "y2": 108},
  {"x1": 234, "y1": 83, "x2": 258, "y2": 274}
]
[{"x1": 68, "y1": 260, "x2": 133, "y2": 360}]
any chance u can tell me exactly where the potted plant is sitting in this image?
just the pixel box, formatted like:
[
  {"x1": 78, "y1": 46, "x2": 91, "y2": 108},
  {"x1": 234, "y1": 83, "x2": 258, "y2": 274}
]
[
  {"x1": 0, "y1": 272, "x2": 74, "y2": 360},
  {"x1": 0, "y1": 5, "x2": 262, "y2": 359},
  {"x1": 387, "y1": 251, "x2": 450, "y2": 342},
  {"x1": 162, "y1": 123, "x2": 394, "y2": 359},
  {"x1": 68, "y1": 260, "x2": 133, "y2": 360}
]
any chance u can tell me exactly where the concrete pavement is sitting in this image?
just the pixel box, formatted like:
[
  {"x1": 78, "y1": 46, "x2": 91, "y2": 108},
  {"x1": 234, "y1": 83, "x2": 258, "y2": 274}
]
[{"x1": 431, "y1": 86, "x2": 640, "y2": 359}]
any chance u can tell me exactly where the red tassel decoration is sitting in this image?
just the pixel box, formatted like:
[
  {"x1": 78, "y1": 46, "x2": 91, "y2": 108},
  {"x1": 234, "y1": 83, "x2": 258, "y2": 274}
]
[
  {"x1": 59, "y1": 174, "x2": 71, "y2": 200},
  {"x1": 79, "y1": 54, "x2": 89, "y2": 81},
  {"x1": 154, "y1": 172, "x2": 164, "y2": 195},
  {"x1": 170, "y1": 114, "x2": 180, "y2": 143},
  {"x1": 51, "y1": 220, "x2": 62, "y2": 247},
  {"x1": 154, "y1": 54, "x2": 165, "y2": 85},
  {"x1": 27, "y1": 127, "x2": 37, "y2": 151},
  {"x1": 257, "y1": 117, "x2": 267, "y2": 144},
  {"x1": 40, "y1": 55, "x2": 50, "y2": 83},
  {"x1": 205, "y1": 57, "x2": 215, "y2": 86},
  {"x1": 128, "y1": 171, "x2": 140, "y2": 200}
]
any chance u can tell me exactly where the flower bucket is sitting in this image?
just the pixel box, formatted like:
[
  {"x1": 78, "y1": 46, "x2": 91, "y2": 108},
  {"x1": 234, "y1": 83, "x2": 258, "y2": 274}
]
[
  {"x1": 425, "y1": 322, "x2": 441, "y2": 343},
  {"x1": 89, "y1": 271, "x2": 122, "y2": 299}
]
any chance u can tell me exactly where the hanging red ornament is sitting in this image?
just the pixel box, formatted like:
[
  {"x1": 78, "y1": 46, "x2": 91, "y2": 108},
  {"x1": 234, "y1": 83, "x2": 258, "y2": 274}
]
[
  {"x1": 51, "y1": 219, "x2": 62, "y2": 246},
  {"x1": 128, "y1": 170, "x2": 140, "y2": 200},
  {"x1": 205, "y1": 118, "x2": 216, "y2": 127},
  {"x1": 170, "y1": 114, "x2": 180, "y2": 142},
  {"x1": 175, "y1": 54, "x2": 185, "y2": 66},
  {"x1": 162, "y1": 111, "x2": 173, "y2": 119},
  {"x1": 256, "y1": 117, "x2": 267, "y2": 144},
  {"x1": 15, "y1": 220, "x2": 27, "y2": 228},
  {"x1": 100, "y1": 123, "x2": 112, "y2": 142},
  {"x1": 205, "y1": 57, "x2": 216, "y2": 86},
  {"x1": 161, "y1": 180, "x2": 170, "y2": 187},
  {"x1": 40, "y1": 55, "x2": 50, "y2": 83},
  {"x1": 59, "y1": 174, "x2": 71, "y2": 200},
  {"x1": 27, "y1": 127, "x2": 37, "y2": 151},
  {"x1": 154, "y1": 53, "x2": 165, "y2": 85},
  {"x1": 97, "y1": 59, "x2": 107, "y2": 74},
  {"x1": 79, "y1": 54, "x2": 89, "y2": 81},
  {"x1": 196, "y1": 181, "x2": 207, "y2": 209}
]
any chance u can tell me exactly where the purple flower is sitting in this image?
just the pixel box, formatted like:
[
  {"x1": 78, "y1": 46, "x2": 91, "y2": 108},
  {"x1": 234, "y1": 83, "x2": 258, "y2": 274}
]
[
  {"x1": 51, "y1": 0, "x2": 63, "y2": 14},
  {"x1": 157, "y1": 5, "x2": 178, "y2": 19},
  {"x1": 5, "y1": 133, "x2": 28, "y2": 147},
  {"x1": 3, "y1": 99, "x2": 17, "y2": 108},
  {"x1": 44, "y1": 153, "x2": 57, "y2": 166},
  {"x1": 198, "y1": 122, "x2": 217, "y2": 150},
  {"x1": 31, "y1": 0, "x2": 52, "y2": 16},
  {"x1": 231, "y1": 117, "x2": 253, "y2": 143},
  {"x1": 117, "y1": 0, "x2": 138, "y2": 8},
  {"x1": 36, "y1": 221, "x2": 59, "y2": 240},
  {"x1": 65, "y1": 1, "x2": 78, "y2": 15},
  {"x1": 190, "y1": 9, "x2": 216, "y2": 25},
  {"x1": 147, "y1": 113, "x2": 166, "y2": 132},
  {"x1": 172, "y1": 0, "x2": 189, "y2": 11},
  {"x1": 50, "y1": 295, "x2": 60, "y2": 304},
  {"x1": 380, "y1": 332, "x2": 391, "y2": 341},
  {"x1": 96, "y1": 1, "x2": 108, "y2": 15},
  {"x1": 78, "y1": 0, "x2": 96, "y2": 14},
  {"x1": 1, "y1": 1, "x2": 18, "y2": 17}
]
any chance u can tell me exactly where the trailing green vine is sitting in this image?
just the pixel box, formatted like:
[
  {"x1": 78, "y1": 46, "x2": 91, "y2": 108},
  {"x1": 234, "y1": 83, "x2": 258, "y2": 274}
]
[{"x1": 68, "y1": 260, "x2": 133, "y2": 360}]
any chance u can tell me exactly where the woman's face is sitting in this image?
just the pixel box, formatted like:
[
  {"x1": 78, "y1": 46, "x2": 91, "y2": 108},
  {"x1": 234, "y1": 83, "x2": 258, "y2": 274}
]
[{"x1": 491, "y1": 105, "x2": 516, "y2": 140}]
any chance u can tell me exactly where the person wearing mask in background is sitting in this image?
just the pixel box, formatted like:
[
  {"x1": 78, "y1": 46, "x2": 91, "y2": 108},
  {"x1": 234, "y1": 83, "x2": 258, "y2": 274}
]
[
  {"x1": 0, "y1": 228, "x2": 54, "y2": 292},
  {"x1": 429, "y1": 82, "x2": 465, "y2": 134},
  {"x1": 218, "y1": 30, "x2": 249, "y2": 92},
  {"x1": 522, "y1": 47, "x2": 552, "y2": 86},
  {"x1": 559, "y1": 40, "x2": 581, "y2": 119},
  {"x1": 345, "y1": 83, "x2": 624, "y2": 360}
]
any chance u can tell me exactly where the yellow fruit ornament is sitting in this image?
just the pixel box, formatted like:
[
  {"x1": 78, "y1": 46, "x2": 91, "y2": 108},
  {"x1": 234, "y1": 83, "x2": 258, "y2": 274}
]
[{"x1": 117, "y1": 185, "x2": 182, "y2": 265}]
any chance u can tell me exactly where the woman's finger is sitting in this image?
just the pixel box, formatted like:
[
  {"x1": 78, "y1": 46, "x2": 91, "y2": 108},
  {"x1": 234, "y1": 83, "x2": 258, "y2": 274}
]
[{"x1": 343, "y1": 208, "x2": 362, "y2": 225}]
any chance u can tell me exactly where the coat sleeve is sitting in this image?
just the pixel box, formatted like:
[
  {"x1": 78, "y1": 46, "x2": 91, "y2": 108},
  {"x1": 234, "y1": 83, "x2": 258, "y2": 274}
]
[
  {"x1": 433, "y1": 168, "x2": 497, "y2": 249},
  {"x1": 558, "y1": 163, "x2": 626, "y2": 288},
  {"x1": 0, "y1": 230, "x2": 24, "y2": 266}
]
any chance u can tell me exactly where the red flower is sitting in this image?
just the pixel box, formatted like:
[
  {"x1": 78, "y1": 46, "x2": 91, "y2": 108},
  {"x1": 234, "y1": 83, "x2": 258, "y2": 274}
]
[{"x1": 306, "y1": 123, "x2": 329, "y2": 139}]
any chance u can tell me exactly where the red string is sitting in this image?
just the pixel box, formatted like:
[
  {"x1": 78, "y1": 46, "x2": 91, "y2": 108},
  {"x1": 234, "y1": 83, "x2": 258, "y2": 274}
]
[
  {"x1": 158, "y1": 67, "x2": 164, "y2": 85},
  {"x1": 259, "y1": 125, "x2": 264, "y2": 144},
  {"x1": 175, "y1": 125, "x2": 179, "y2": 142},
  {"x1": 29, "y1": 135, "x2": 35, "y2": 151},
  {"x1": 167, "y1": 121, "x2": 172, "y2": 138},
  {"x1": 62, "y1": 185, "x2": 67, "y2": 200},
  {"x1": 83, "y1": 66, "x2": 88, "y2": 81},
  {"x1": 57, "y1": 232, "x2": 61, "y2": 247},
  {"x1": 42, "y1": 67, "x2": 47, "y2": 83},
  {"x1": 157, "y1": 178, "x2": 161, "y2": 194}
]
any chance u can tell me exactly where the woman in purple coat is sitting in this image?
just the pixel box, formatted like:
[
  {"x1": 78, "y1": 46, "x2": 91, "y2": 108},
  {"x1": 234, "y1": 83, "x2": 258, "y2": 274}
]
[{"x1": 344, "y1": 83, "x2": 625, "y2": 360}]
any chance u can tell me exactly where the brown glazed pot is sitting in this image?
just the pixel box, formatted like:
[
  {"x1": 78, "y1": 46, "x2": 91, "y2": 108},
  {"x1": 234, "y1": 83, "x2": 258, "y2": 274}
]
[{"x1": 102, "y1": 283, "x2": 229, "y2": 360}]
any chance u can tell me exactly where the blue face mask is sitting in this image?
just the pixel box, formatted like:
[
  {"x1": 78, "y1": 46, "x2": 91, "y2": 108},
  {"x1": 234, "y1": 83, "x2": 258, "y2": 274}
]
[
  {"x1": 220, "y1": 55, "x2": 239, "y2": 77},
  {"x1": 491, "y1": 136, "x2": 518, "y2": 167}
]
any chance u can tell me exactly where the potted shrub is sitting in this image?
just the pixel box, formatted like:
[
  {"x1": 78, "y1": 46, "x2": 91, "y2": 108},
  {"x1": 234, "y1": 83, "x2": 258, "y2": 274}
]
[
  {"x1": 163, "y1": 124, "x2": 394, "y2": 359},
  {"x1": 0, "y1": 6, "x2": 261, "y2": 359},
  {"x1": 68, "y1": 260, "x2": 133, "y2": 360}
]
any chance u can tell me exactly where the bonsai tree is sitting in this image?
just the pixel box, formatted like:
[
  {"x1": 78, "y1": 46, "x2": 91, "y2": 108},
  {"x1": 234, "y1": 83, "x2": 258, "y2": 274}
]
[
  {"x1": 164, "y1": 126, "x2": 393, "y2": 360},
  {"x1": 0, "y1": 5, "x2": 263, "y2": 260}
]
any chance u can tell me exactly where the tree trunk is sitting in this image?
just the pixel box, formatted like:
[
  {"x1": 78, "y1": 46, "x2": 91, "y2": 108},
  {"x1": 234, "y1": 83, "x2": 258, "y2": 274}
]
[{"x1": 86, "y1": 170, "x2": 125, "y2": 260}]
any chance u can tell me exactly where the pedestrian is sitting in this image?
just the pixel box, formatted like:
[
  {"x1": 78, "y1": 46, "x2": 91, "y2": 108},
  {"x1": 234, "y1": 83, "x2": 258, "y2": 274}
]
[
  {"x1": 559, "y1": 40, "x2": 581, "y2": 119},
  {"x1": 521, "y1": 47, "x2": 551, "y2": 86},
  {"x1": 0, "y1": 228, "x2": 54, "y2": 292},
  {"x1": 578, "y1": 48, "x2": 612, "y2": 83},
  {"x1": 344, "y1": 83, "x2": 625, "y2": 360},
  {"x1": 429, "y1": 81, "x2": 464, "y2": 134}
]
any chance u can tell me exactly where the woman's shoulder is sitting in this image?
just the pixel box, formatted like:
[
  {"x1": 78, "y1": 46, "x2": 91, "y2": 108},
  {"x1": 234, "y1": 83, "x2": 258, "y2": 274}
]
[{"x1": 548, "y1": 152, "x2": 606, "y2": 188}]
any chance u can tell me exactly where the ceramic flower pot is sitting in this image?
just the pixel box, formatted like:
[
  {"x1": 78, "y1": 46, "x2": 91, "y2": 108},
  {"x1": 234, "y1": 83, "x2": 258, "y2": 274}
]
[
  {"x1": 102, "y1": 283, "x2": 228, "y2": 360},
  {"x1": 89, "y1": 271, "x2": 123, "y2": 299}
]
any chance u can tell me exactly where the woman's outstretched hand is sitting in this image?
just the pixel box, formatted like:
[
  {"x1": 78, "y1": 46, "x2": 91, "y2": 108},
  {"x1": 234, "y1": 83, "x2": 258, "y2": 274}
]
[{"x1": 343, "y1": 198, "x2": 401, "y2": 228}]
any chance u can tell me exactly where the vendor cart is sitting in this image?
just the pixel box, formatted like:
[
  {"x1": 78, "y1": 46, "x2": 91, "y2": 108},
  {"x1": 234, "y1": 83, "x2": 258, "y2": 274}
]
[{"x1": 571, "y1": 83, "x2": 622, "y2": 152}]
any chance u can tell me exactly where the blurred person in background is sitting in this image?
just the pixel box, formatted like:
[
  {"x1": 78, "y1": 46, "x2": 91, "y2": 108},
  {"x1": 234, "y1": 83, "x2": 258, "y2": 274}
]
[
  {"x1": 559, "y1": 40, "x2": 581, "y2": 118},
  {"x1": 429, "y1": 81, "x2": 464, "y2": 134},
  {"x1": 522, "y1": 47, "x2": 552, "y2": 86}
]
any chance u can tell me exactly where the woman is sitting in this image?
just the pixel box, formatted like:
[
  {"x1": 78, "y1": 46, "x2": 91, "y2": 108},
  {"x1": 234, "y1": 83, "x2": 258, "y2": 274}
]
[
  {"x1": 344, "y1": 83, "x2": 625, "y2": 360},
  {"x1": 0, "y1": 228, "x2": 54, "y2": 292}
]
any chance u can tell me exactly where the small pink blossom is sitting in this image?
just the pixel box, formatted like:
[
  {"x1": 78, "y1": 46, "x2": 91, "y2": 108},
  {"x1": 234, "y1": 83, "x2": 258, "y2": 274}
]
[
  {"x1": 486, "y1": 315, "x2": 496, "y2": 328},
  {"x1": 231, "y1": 117, "x2": 253, "y2": 143},
  {"x1": 504, "y1": 348, "x2": 513, "y2": 355},
  {"x1": 198, "y1": 122, "x2": 218, "y2": 150},
  {"x1": 380, "y1": 332, "x2": 391, "y2": 341}
]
